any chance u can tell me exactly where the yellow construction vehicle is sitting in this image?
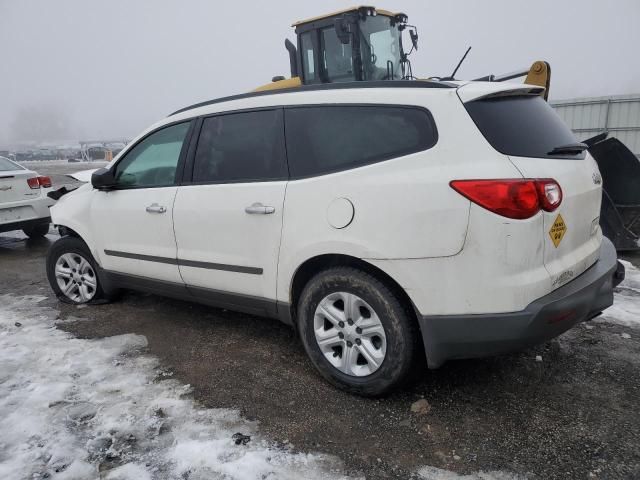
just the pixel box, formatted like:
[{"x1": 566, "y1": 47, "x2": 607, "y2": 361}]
[{"x1": 255, "y1": 6, "x2": 551, "y2": 99}]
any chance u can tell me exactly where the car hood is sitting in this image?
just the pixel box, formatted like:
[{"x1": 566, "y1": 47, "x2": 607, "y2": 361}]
[{"x1": 67, "y1": 169, "x2": 98, "y2": 183}]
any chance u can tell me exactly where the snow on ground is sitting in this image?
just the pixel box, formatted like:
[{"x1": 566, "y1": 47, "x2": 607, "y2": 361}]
[
  {"x1": 0, "y1": 295, "x2": 352, "y2": 480},
  {"x1": 598, "y1": 260, "x2": 640, "y2": 328}
]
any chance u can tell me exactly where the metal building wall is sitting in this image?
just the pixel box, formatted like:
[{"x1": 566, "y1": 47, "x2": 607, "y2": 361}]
[{"x1": 551, "y1": 94, "x2": 640, "y2": 155}]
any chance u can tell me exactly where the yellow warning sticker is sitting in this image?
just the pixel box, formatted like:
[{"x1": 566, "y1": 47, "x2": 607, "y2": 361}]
[{"x1": 549, "y1": 214, "x2": 567, "y2": 248}]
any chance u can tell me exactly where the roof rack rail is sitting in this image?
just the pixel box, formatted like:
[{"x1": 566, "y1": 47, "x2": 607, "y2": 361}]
[{"x1": 169, "y1": 80, "x2": 455, "y2": 117}]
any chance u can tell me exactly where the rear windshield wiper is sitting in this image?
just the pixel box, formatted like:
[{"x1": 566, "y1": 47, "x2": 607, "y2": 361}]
[{"x1": 547, "y1": 142, "x2": 588, "y2": 155}]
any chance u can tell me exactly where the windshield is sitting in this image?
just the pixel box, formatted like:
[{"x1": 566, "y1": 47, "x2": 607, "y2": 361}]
[
  {"x1": 0, "y1": 156, "x2": 23, "y2": 171},
  {"x1": 358, "y1": 16, "x2": 402, "y2": 80}
]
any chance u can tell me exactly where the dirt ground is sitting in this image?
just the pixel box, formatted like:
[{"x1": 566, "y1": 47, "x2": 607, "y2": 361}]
[{"x1": 1, "y1": 163, "x2": 639, "y2": 479}]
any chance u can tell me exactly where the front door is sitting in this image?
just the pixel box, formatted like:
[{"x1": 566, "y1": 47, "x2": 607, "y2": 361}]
[
  {"x1": 91, "y1": 121, "x2": 193, "y2": 284},
  {"x1": 173, "y1": 109, "x2": 288, "y2": 314}
]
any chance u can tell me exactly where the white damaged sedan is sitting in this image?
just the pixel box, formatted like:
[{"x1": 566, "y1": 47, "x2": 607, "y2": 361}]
[{"x1": 0, "y1": 156, "x2": 55, "y2": 238}]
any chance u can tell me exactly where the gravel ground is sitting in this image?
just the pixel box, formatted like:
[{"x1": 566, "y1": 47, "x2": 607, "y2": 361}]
[{"x1": 1, "y1": 163, "x2": 639, "y2": 479}]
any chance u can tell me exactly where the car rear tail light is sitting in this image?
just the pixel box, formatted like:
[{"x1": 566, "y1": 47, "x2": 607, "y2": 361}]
[
  {"x1": 449, "y1": 178, "x2": 562, "y2": 219},
  {"x1": 37, "y1": 176, "x2": 52, "y2": 188},
  {"x1": 26, "y1": 176, "x2": 52, "y2": 189},
  {"x1": 535, "y1": 179, "x2": 562, "y2": 212}
]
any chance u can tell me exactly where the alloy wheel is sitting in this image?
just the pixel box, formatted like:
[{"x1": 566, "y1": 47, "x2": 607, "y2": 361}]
[{"x1": 54, "y1": 253, "x2": 97, "y2": 303}]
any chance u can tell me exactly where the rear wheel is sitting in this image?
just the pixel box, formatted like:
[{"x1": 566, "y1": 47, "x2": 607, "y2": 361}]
[
  {"x1": 46, "y1": 236, "x2": 108, "y2": 304},
  {"x1": 297, "y1": 267, "x2": 418, "y2": 396},
  {"x1": 22, "y1": 222, "x2": 50, "y2": 238}
]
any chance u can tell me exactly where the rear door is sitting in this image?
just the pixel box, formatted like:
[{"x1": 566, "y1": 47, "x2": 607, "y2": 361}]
[
  {"x1": 173, "y1": 109, "x2": 288, "y2": 314},
  {"x1": 464, "y1": 92, "x2": 602, "y2": 288}
]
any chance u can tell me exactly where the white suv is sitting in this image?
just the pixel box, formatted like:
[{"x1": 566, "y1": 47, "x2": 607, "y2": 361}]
[{"x1": 46, "y1": 81, "x2": 622, "y2": 395}]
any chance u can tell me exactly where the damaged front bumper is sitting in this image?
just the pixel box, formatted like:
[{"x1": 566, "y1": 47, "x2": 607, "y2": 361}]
[{"x1": 419, "y1": 237, "x2": 622, "y2": 368}]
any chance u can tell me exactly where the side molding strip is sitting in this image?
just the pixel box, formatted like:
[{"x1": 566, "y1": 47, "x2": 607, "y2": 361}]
[
  {"x1": 103, "y1": 250, "x2": 263, "y2": 275},
  {"x1": 179, "y1": 258, "x2": 263, "y2": 275},
  {"x1": 104, "y1": 249, "x2": 178, "y2": 265}
]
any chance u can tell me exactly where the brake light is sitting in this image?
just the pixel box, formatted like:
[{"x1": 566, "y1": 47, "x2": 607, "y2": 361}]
[
  {"x1": 37, "y1": 176, "x2": 52, "y2": 188},
  {"x1": 27, "y1": 177, "x2": 40, "y2": 189},
  {"x1": 450, "y1": 179, "x2": 562, "y2": 219}
]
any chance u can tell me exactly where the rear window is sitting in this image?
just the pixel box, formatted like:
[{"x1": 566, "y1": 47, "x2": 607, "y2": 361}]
[
  {"x1": 465, "y1": 95, "x2": 585, "y2": 159},
  {"x1": 0, "y1": 156, "x2": 22, "y2": 171},
  {"x1": 285, "y1": 105, "x2": 437, "y2": 178}
]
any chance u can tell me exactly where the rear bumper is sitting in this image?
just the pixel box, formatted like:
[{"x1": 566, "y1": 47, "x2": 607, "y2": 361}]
[
  {"x1": 0, "y1": 216, "x2": 51, "y2": 234},
  {"x1": 419, "y1": 237, "x2": 621, "y2": 368},
  {"x1": 0, "y1": 195, "x2": 54, "y2": 234}
]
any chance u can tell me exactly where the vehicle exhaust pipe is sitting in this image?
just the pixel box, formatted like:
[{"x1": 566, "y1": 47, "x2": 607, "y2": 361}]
[{"x1": 285, "y1": 39, "x2": 298, "y2": 77}]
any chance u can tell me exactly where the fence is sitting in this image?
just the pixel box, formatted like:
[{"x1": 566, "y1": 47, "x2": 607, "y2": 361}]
[{"x1": 551, "y1": 94, "x2": 640, "y2": 155}]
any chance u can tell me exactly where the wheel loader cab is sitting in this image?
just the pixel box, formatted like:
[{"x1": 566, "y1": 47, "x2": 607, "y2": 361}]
[
  {"x1": 249, "y1": 6, "x2": 414, "y2": 92},
  {"x1": 253, "y1": 5, "x2": 551, "y2": 103},
  {"x1": 293, "y1": 7, "x2": 410, "y2": 85}
]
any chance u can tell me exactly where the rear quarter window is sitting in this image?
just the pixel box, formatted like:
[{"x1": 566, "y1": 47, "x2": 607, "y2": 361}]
[
  {"x1": 465, "y1": 95, "x2": 585, "y2": 159},
  {"x1": 284, "y1": 105, "x2": 437, "y2": 178}
]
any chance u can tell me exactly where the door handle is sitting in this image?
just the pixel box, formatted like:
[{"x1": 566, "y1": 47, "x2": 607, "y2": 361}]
[
  {"x1": 245, "y1": 202, "x2": 275, "y2": 215},
  {"x1": 145, "y1": 203, "x2": 167, "y2": 214}
]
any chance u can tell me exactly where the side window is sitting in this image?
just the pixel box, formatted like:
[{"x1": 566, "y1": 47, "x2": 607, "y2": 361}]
[
  {"x1": 114, "y1": 122, "x2": 190, "y2": 188},
  {"x1": 300, "y1": 32, "x2": 316, "y2": 82},
  {"x1": 192, "y1": 109, "x2": 287, "y2": 184},
  {"x1": 285, "y1": 106, "x2": 437, "y2": 178}
]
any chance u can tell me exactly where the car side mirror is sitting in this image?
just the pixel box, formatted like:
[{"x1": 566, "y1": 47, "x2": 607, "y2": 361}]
[{"x1": 91, "y1": 168, "x2": 117, "y2": 190}]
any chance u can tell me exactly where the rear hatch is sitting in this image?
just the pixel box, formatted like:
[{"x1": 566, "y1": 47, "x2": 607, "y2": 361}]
[{"x1": 461, "y1": 87, "x2": 603, "y2": 289}]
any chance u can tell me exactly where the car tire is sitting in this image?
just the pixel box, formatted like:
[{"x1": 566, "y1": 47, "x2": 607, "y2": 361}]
[
  {"x1": 297, "y1": 267, "x2": 418, "y2": 396},
  {"x1": 23, "y1": 222, "x2": 50, "y2": 238},
  {"x1": 46, "y1": 236, "x2": 110, "y2": 305}
]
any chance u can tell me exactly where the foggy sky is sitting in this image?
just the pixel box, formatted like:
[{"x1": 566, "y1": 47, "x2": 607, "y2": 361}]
[{"x1": 1, "y1": 0, "x2": 639, "y2": 145}]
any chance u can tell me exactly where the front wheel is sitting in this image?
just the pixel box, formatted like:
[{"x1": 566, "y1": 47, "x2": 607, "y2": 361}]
[
  {"x1": 46, "y1": 236, "x2": 108, "y2": 304},
  {"x1": 297, "y1": 267, "x2": 418, "y2": 396}
]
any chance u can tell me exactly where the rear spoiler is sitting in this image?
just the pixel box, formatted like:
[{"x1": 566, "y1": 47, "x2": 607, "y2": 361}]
[
  {"x1": 473, "y1": 61, "x2": 551, "y2": 100},
  {"x1": 457, "y1": 84, "x2": 545, "y2": 103}
]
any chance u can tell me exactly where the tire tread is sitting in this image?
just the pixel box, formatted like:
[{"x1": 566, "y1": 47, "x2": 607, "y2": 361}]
[{"x1": 297, "y1": 266, "x2": 419, "y2": 396}]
